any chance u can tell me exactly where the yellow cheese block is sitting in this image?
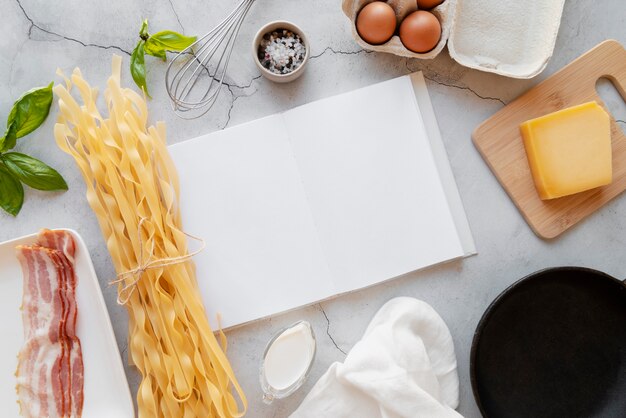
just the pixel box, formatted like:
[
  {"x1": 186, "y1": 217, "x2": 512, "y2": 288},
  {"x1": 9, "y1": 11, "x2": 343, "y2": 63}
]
[{"x1": 520, "y1": 101, "x2": 612, "y2": 200}]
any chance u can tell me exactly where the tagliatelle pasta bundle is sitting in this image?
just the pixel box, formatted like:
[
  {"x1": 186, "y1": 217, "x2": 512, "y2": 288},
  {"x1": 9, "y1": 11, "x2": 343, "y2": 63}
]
[{"x1": 53, "y1": 55, "x2": 247, "y2": 418}]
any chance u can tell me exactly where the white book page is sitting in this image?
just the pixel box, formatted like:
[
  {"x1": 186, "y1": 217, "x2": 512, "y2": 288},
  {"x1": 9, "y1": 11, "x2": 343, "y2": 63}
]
[
  {"x1": 169, "y1": 116, "x2": 333, "y2": 329},
  {"x1": 283, "y1": 76, "x2": 465, "y2": 294},
  {"x1": 409, "y1": 72, "x2": 476, "y2": 256}
]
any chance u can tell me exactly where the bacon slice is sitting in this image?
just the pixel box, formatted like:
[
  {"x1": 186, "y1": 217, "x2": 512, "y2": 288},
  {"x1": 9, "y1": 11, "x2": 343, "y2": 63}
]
[
  {"x1": 37, "y1": 230, "x2": 84, "y2": 417},
  {"x1": 16, "y1": 230, "x2": 84, "y2": 418},
  {"x1": 38, "y1": 229, "x2": 76, "y2": 264},
  {"x1": 16, "y1": 246, "x2": 67, "y2": 417}
]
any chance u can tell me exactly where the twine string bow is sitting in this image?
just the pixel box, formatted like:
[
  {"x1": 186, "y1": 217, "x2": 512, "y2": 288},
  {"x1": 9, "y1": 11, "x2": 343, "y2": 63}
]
[{"x1": 110, "y1": 217, "x2": 205, "y2": 305}]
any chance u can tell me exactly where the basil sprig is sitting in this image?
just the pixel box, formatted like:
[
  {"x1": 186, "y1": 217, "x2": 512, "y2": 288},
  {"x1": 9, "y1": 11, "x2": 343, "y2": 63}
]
[
  {"x1": 0, "y1": 84, "x2": 67, "y2": 216},
  {"x1": 1, "y1": 83, "x2": 54, "y2": 152},
  {"x1": 131, "y1": 19, "x2": 197, "y2": 97},
  {"x1": 0, "y1": 163, "x2": 24, "y2": 217}
]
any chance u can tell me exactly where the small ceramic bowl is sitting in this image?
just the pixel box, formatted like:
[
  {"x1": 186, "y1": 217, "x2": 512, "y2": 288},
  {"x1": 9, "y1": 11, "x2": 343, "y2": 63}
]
[
  {"x1": 252, "y1": 20, "x2": 310, "y2": 83},
  {"x1": 259, "y1": 320, "x2": 316, "y2": 404}
]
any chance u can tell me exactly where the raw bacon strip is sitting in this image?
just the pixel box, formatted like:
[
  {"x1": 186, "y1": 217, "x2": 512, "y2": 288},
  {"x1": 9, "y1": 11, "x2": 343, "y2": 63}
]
[
  {"x1": 37, "y1": 230, "x2": 84, "y2": 417},
  {"x1": 16, "y1": 230, "x2": 84, "y2": 418},
  {"x1": 69, "y1": 341, "x2": 84, "y2": 418},
  {"x1": 38, "y1": 229, "x2": 76, "y2": 264},
  {"x1": 16, "y1": 336, "x2": 65, "y2": 417},
  {"x1": 16, "y1": 246, "x2": 67, "y2": 417},
  {"x1": 48, "y1": 250, "x2": 72, "y2": 417}
]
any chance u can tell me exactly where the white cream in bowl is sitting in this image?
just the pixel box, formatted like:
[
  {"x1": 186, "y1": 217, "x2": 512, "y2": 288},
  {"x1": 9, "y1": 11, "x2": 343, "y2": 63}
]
[{"x1": 260, "y1": 321, "x2": 316, "y2": 403}]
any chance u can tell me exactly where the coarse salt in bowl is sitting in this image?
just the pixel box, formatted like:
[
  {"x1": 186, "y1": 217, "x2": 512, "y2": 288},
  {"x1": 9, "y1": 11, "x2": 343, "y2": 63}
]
[{"x1": 253, "y1": 21, "x2": 310, "y2": 83}]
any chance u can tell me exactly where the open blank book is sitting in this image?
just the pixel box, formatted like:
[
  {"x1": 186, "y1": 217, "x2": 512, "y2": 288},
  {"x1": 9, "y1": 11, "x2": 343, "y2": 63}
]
[{"x1": 169, "y1": 72, "x2": 476, "y2": 329}]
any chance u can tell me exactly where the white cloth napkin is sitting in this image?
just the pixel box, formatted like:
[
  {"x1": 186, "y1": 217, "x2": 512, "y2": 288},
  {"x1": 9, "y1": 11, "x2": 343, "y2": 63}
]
[{"x1": 290, "y1": 297, "x2": 463, "y2": 418}]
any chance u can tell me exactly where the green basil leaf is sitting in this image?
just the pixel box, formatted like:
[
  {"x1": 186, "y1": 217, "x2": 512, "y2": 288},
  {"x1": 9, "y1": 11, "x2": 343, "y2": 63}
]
[
  {"x1": 144, "y1": 41, "x2": 167, "y2": 61},
  {"x1": 147, "y1": 31, "x2": 196, "y2": 52},
  {"x1": 1, "y1": 122, "x2": 17, "y2": 152},
  {"x1": 139, "y1": 19, "x2": 149, "y2": 39},
  {"x1": 131, "y1": 40, "x2": 150, "y2": 97},
  {"x1": 3, "y1": 83, "x2": 54, "y2": 150},
  {"x1": 0, "y1": 163, "x2": 24, "y2": 216},
  {"x1": 1, "y1": 152, "x2": 68, "y2": 191}
]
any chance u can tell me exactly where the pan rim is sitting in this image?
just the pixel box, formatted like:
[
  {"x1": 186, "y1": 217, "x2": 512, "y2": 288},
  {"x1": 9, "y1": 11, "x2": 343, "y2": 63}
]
[{"x1": 469, "y1": 265, "x2": 626, "y2": 417}]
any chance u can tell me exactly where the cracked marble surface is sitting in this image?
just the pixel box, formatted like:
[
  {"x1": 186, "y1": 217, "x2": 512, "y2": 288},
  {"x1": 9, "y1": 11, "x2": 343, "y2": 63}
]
[{"x1": 1, "y1": 0, "x2": 625, "y2": 417}]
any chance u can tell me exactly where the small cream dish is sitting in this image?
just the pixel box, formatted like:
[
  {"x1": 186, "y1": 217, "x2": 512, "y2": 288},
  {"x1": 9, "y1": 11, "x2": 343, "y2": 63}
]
[
  {"x1": 260, "y1": 320, "x2": 316, "y2": 404},
  {"x1": 252, "y1": 20, "x2": 310, "y2": 83}
]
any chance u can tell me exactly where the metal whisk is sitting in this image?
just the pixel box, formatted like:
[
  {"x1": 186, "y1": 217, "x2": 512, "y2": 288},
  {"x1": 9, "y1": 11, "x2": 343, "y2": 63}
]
[{"x1": 165, "y1": 0, "x2": 256, "y2": 119}]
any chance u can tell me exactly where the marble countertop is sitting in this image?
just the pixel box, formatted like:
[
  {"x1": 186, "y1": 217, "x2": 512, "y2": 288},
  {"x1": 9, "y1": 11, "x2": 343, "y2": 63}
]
[{"x1": 1, "y1": 0, "x2": 625, "y2": 416}]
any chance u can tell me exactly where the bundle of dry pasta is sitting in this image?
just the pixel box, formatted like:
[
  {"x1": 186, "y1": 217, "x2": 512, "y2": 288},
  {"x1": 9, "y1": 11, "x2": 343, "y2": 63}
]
[{"x1": 53, "y1": 56, "x2": 247, "y2": 418}]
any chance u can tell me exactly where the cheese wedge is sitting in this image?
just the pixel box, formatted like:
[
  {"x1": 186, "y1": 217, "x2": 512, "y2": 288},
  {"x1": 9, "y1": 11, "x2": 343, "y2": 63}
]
[{"x1": 520, "y1": 101, "x2": 612, "y2": 200}]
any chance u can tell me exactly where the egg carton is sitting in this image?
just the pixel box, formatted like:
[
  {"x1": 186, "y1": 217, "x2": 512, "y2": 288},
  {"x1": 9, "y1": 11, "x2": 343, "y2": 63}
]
[{"x1": 342, "y1": 0, "x2": 566, "y2": 79}]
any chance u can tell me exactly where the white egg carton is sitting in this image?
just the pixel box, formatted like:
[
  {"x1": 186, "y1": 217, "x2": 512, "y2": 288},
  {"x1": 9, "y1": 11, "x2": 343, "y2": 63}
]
[{"x1": 342, "y1": 0, "x2": 566, "y2": 79}]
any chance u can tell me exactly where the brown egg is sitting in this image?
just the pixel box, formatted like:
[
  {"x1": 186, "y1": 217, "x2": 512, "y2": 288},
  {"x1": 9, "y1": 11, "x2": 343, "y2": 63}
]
[
  {"x1": 356, "y1": 2, "x2": 397, "y2": 45},
  {"x1": 416, "y1": 0, "x2": 444, "y2": 9},
  {"x1": 399, "y1": 10, "x2": 441, "y2": 53}
]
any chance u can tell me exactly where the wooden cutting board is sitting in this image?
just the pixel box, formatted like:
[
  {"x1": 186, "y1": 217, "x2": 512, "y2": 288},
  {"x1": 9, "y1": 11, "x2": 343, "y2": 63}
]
[{"x1": 473, "y1": 40, "x2": 626, "y2": 239}]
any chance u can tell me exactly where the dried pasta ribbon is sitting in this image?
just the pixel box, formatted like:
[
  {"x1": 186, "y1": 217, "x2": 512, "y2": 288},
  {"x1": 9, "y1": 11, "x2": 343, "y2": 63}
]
[
  {"x1": 110, "y1": 217, "x2": 206, "y2": 305},
  {"x1": 54, "y1": 55, "x2": 247, "y2": 418}
]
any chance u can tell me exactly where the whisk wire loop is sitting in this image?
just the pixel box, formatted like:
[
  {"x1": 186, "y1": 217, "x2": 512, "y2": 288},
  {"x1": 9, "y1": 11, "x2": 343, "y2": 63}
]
[{"x1": 165, "y1": 0, "x2": 256, "y2": 119}]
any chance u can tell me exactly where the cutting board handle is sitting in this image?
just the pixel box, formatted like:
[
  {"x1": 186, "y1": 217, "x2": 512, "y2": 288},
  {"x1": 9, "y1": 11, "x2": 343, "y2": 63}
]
[{"x1": 586, "y1": 40, "x2": 626, "y2": 101}]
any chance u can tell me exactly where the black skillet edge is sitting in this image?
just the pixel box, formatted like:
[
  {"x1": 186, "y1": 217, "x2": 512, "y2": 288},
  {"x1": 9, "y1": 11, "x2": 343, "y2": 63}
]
[{"x1": 468, "y1": 266, "x2": 625, "y2": 417}]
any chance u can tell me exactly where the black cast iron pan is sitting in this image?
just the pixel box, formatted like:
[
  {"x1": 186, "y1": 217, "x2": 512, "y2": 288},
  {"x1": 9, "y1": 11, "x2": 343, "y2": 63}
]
[{"x1": 470, "y1": 267, "x2": 626, "y2": 418}]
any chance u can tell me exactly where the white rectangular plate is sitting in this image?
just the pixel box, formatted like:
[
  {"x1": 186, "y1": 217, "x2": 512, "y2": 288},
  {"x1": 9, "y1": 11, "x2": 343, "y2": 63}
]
[{"x1": 0, "y1": 229, "x2": 134, "y2": 417}]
